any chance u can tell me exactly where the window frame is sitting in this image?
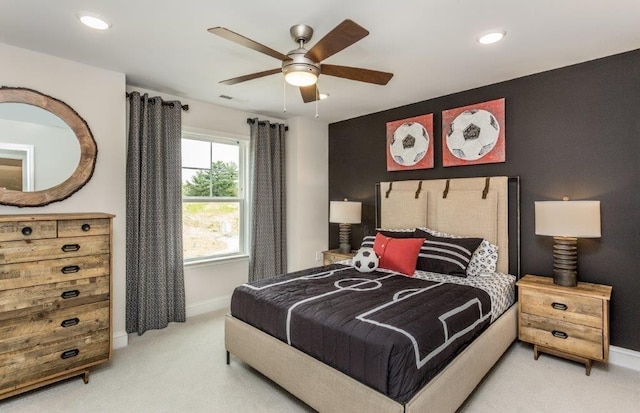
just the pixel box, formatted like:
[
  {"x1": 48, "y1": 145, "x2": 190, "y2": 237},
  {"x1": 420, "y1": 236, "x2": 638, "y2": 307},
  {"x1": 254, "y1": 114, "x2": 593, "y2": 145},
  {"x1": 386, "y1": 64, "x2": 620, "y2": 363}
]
[{"x1": 181, "y1": 126, "x2": 249, "y2": 265}]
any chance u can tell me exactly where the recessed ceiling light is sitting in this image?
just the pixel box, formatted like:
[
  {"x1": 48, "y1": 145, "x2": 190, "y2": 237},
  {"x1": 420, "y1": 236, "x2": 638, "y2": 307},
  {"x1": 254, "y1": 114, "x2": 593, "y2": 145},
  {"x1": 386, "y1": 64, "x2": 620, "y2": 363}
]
[
  {"x1": 478, "y1": 31, "x2": 505, "y2": 45},
  {"x1": 77, "y1": 12, "x2": 111, "y2": 30},
  {"x1": 319, "y1": 93, "x2": 329, "y2": 100}
]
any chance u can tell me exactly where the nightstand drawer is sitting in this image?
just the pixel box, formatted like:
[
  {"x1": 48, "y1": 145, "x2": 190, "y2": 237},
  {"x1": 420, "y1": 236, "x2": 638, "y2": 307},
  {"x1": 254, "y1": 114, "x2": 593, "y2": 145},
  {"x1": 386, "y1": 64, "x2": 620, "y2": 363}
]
[
  {"x1": 520, "y1": 313, "x2": 603, "y2": 360},
  {"x1": 520, "y1": 288, "x2": 602, "y2": 328}
]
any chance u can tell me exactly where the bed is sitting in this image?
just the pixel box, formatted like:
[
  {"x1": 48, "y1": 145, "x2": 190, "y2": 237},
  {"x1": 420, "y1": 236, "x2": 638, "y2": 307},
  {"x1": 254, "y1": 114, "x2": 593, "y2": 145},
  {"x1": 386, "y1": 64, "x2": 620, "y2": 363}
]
[{"x1": 225, "y1": 176, "x2": 520, "y2": 412}]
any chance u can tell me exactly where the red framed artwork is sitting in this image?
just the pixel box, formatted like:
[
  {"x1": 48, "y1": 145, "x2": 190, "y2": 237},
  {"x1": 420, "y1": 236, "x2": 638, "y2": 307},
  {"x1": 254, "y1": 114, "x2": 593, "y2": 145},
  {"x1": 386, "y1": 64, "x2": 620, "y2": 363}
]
[
  {"x1": 386, "y1": 114, "x2": 434, "y2": 171},
  {"x1": 442, "y1": 98, "x2": 505, "y2": 167}
]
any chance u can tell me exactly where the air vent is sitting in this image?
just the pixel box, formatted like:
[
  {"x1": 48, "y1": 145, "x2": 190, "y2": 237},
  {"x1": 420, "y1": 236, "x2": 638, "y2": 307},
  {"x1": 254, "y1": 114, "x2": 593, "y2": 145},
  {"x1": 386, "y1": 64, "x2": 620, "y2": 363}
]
[{"x1": 219, "y1": 95, "x2": 233, "y2": 100}]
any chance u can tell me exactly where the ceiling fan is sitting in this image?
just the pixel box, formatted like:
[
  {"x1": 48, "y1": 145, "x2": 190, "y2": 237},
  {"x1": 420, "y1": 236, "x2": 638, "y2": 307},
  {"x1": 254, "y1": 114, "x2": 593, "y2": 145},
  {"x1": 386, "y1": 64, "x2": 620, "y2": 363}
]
[{"x1": 208, "y1": 19, "x2": 394, "y2": 103}]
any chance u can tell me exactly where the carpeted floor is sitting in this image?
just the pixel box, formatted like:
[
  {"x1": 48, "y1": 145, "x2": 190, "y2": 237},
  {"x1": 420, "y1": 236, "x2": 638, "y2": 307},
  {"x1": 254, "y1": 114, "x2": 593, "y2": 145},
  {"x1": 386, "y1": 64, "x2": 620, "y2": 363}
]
[{"x1": 1, "y1": 310, "x2": 638, "y2": 412}]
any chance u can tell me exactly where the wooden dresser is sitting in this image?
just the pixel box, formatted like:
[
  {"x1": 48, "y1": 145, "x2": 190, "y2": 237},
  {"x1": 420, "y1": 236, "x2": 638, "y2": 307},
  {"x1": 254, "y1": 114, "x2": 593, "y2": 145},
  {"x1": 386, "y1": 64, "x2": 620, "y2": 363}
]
[
  {"x1": 517, "y1": 274, "x2": 612, "y2": 375},
  {"x1": 0, "y1": 213, "x2": 114, "y2": 399}
]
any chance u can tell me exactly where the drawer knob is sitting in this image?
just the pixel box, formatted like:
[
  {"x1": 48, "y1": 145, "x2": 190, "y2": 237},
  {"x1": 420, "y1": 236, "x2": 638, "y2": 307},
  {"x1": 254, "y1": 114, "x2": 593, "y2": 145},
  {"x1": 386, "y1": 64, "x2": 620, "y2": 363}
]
[
  {"x1": 61, "y1": 244, "x2": 81, "y2": 252},
  {"x1": 61, "y1": 265, "x2": 80, "y2": 274},
  {"x1": 552, "y1": 330, "x2": 568, "y2": 339},
  {"x1": 61, "y1": 290, "x2": 80, "y2": 299},
  {"x1": 60, "y1": 348, "x2": 80, "y2": 359},
  {"x1": 61, "y1": 317, "x2": 80, "y2": 328},
  {"x1": 81, "y1": 223, "x2": 91, "y2": 232},
  {"x1": 21, "y1": 226, "x2": 32, "y2": 236},
  {"x1": 551, "y1": 302, "x2": 568, "y2": 311}
]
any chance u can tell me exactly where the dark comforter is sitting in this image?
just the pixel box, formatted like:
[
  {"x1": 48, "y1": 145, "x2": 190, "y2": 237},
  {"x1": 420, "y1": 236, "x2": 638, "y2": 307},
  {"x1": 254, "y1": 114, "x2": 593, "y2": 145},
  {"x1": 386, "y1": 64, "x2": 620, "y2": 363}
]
[{"x1": 230, "y1": 264, "x2": 492, "y2": 403}]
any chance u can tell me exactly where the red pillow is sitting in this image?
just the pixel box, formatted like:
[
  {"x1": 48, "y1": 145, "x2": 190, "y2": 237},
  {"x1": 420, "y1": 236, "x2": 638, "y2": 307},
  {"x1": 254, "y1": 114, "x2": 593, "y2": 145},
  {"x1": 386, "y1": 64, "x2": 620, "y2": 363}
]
[{"x1": 373, "y1": 233, "x2": 425, "y2": 276}]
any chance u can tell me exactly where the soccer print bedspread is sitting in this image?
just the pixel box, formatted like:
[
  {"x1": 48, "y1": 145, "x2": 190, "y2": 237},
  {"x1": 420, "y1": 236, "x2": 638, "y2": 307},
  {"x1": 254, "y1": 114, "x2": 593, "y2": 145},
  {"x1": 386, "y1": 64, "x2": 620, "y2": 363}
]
[{"x1": 230, "y1": 264, "x2": 492, "y2": 402}]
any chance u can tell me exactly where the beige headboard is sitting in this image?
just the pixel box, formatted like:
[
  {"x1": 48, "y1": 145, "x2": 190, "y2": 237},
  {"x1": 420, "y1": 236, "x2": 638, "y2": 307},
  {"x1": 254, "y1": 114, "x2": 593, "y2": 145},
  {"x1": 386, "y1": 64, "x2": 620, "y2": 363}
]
[{"x1": 378, "y1": 176, "x2": 511, "y2": 274}]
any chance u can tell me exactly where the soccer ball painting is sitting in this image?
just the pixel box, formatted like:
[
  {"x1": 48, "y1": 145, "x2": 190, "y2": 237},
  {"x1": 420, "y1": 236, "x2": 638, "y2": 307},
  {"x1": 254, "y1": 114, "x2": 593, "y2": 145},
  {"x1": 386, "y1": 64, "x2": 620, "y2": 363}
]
[
  {"x1": 352, "y1": 248, "x2": 379, "y2": 273},
  {"x1": 446, "y1": 109, "x2": 499, "y2": 160},
  {"x1": 442, "y1": 98, "x2": 505, "y2": 167},
  {"x1": 390, "y1": 122, "x2": 429, "y2": 166},
  {"x1": 386, "y1": 114, "x2": 434, "y2": 171}
]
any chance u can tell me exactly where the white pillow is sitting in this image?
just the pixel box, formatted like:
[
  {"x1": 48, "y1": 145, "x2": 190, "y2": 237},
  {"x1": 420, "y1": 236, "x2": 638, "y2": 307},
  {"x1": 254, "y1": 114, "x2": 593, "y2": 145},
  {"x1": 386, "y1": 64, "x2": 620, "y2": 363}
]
[{"x1": 416, "y1": 227, "x2": 498, "y2": 276}]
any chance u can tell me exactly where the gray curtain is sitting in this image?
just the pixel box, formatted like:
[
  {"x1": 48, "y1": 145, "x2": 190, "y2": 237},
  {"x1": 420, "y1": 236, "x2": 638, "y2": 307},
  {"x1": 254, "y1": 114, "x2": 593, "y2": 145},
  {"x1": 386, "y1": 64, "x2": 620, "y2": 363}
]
[
  {"x1": 126, "y1": 91, "x2": 186, "y2": 335},
  {"x1": 248, "y1": 118, "x2": 287, "y2": 281}
]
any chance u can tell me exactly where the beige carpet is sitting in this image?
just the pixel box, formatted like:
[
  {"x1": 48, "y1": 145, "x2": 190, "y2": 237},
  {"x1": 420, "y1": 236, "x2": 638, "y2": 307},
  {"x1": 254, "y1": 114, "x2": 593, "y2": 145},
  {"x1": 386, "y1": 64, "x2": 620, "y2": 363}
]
[{"x1": 1, "y1": 310, "x2": 638, "y2": 412}]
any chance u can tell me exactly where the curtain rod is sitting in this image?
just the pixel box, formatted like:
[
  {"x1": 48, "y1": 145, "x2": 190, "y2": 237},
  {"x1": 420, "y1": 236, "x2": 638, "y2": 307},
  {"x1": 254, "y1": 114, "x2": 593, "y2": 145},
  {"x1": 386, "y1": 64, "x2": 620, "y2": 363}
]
[
  {"x1": 246, "y1": 118, "x2": 288, "y2": 131},
  {"x1": 126, "y1": 92, "x2": 189, "y2": 111}
]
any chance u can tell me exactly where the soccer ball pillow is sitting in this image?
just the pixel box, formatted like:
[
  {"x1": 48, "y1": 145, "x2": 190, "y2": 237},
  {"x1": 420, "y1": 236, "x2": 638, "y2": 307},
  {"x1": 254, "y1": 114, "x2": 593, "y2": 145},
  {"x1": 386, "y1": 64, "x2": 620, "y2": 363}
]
[{"x1": 352, "y1": 248, "x2": 379, "y2": 273}]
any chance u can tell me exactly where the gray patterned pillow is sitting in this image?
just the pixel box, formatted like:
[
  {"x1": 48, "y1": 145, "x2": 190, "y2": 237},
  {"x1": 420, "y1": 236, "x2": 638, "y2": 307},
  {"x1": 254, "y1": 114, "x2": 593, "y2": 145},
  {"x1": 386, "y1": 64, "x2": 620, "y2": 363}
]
[{"x1": 416, "y1": 227, "x2": 498, "y2": 276}]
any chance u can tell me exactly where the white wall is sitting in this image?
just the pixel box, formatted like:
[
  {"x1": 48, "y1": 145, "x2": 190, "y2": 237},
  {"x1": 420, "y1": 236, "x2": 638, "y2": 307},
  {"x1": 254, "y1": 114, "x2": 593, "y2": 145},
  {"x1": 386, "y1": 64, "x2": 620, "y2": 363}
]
[
  {"x1": 0, "y1": 42, "x2": 127, "y2": 344},
  {"x1": 286, "y1": 117, "x2": 329, "y2": 271}
]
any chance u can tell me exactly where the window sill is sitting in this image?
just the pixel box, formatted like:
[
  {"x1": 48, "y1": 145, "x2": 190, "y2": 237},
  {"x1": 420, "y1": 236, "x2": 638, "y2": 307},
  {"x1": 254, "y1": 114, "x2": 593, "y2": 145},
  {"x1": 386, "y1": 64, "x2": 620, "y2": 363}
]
[{"x1": 184, "y1": 254, "x2": 249, "y2": 269}]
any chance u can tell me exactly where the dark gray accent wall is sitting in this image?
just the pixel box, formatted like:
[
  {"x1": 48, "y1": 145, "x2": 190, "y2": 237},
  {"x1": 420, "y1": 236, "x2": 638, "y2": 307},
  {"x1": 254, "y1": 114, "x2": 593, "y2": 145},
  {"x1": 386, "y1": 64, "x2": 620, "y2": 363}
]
[{"x1": 328, "y1": 49, "x2": 640, "y2": 351}]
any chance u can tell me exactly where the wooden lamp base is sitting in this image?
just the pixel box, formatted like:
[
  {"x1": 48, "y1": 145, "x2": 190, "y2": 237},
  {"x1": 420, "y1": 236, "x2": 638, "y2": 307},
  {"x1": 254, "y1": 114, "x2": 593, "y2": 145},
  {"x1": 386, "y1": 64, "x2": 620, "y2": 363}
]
[
  {"x1": 552, "y1": 236, "x2": 577, "y2": 287},
  {"x1": 338, "y1": 223, "x2": 352, "y2": 253}
]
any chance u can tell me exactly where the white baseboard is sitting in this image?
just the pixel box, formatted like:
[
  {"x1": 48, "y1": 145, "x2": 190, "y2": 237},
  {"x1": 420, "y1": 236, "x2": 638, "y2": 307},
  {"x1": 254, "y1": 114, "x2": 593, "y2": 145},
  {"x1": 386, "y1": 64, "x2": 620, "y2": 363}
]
[
  {"x1": 113, "y1": 330, "x2": 129, "y2": 350},
  {"x1": 186, "y1": 295, "x2": 231, "y2": 318},
  {"x1": 609, "y1": 345, "x2": 640, "y2": 371}
]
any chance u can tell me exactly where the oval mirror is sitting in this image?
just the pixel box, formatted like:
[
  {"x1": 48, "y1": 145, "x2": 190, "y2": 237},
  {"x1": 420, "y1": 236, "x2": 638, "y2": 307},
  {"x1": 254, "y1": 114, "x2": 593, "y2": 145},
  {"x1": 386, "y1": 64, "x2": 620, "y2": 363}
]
[{"x1": 0, "y1": 87, "x2": 97, "y2": 207}]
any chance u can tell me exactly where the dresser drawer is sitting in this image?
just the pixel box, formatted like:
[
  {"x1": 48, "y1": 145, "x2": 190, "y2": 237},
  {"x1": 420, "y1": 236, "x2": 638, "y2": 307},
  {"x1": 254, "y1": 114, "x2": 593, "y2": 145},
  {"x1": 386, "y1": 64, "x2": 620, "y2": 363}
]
[
  {"x1": 520, "y1": 313, "x2": 603, "y2": 360},
  {"x1": 0, "y1": 301, "x2": 109, "y2": 354},
  {"x1": 0, "y1": 235, "x2": 110, "y2": 264},
  {"x1": 0, "y1": 254, "x2": 110, "y2": 290},
  {"x1": 0, "y1": 329, "x2": 110, "y2": 393},
  {"x1": 520, "y1": 288, "x2": 602, "y2": 328},
  {"x1": 0, "y1": 220, "x2": 57, "y2": 242},
  {"x1": 58, "y1": 218, "x2": 110, "y2": 238},
  {"x1": 0, "y1": 275, "x2": 109, "y2": 321}
]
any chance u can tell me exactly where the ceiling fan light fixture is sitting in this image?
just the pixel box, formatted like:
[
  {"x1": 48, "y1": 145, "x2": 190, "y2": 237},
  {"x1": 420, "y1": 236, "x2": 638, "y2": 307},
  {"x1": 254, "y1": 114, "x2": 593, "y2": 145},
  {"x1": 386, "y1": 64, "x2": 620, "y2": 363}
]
[{"x1": 283, "y1": 62, "x2": 320, "y2": 87}]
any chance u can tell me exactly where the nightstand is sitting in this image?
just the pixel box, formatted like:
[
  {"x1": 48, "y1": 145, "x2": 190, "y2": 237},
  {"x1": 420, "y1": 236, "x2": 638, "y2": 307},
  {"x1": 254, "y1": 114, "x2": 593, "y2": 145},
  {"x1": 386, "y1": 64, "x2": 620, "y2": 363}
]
[
  {"x1": 322, "y1": 249, "x2": 356, "y2": 265},
  {"x1": 517, "y1": 274, "x2": 612, "y2": 375}
]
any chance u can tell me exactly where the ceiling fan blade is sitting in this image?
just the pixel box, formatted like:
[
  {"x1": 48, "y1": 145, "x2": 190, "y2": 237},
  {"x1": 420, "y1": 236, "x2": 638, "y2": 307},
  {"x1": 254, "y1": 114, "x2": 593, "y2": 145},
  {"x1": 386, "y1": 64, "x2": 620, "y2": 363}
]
[
  {"x1": 220, "y1": 68, "x2": 282, "y2": 85},
  {"x1": 322, "y1": 64, "x2": 393, "y2": 85},
  {"x1": 305, "y1": 19, "x2": 369, "y2": 63},
  {"x1": 300, "y1": 85, "x2": 319, "y2": 103},
  {"x1": 208, "y1": 27, "x2": 290, "y2": 61}
]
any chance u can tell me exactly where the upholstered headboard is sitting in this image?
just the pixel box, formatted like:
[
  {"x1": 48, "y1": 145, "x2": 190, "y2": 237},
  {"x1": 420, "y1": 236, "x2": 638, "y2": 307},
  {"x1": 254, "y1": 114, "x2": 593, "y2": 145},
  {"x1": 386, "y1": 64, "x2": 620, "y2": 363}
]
[{"x1": 377, "y1": 176, "x2": 516, "y2": 274}]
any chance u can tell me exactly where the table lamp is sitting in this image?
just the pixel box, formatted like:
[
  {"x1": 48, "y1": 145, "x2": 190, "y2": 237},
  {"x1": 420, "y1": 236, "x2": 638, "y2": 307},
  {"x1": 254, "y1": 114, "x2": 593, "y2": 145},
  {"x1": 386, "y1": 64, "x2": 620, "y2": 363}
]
[
  {"x1": 534, "y1": 199, "x2": 601, "y2": 287},
  {"x1": 329, "y1": 199, "x2": 362, "y2": 254}
]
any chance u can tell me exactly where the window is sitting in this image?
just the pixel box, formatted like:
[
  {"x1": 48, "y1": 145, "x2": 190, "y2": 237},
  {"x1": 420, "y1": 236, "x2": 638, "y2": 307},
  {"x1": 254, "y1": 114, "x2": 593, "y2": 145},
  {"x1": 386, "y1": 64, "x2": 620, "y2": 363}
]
[{"x1": 181, "y1": 129, "x2": 248, "y2": 262}]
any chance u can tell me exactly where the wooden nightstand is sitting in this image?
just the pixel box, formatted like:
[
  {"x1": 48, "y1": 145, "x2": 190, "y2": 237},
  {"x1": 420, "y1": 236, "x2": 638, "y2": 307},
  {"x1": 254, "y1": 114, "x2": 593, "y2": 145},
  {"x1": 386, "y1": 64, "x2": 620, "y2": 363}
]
[
  {"x1": 322, "y1": 249, "x2": 356, "y2": 265},
  {"x1": 516, "y1": 274, "x2": 612, "y2": 375}
]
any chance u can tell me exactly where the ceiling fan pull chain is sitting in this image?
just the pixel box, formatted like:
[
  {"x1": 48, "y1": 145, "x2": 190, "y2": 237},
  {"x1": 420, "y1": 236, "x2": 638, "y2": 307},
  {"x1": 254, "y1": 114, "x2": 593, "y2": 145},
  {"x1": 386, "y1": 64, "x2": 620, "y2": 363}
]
[
  {"x1": 283, "y1": 78, "x2": 287, "y2": 113},
  {"x1": 315, "y1": 84, "x2": 319, "y2": 118}
]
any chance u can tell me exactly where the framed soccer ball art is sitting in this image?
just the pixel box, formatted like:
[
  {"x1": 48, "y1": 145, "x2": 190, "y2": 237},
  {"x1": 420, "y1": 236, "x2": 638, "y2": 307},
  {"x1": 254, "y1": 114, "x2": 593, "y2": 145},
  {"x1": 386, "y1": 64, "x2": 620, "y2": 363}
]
[
  {"x1": 442, "y1": 98, "x2": 505, "y2": 167},
  {"x1": 386, "y1": 114, "x2": 434, "y2": 171}
]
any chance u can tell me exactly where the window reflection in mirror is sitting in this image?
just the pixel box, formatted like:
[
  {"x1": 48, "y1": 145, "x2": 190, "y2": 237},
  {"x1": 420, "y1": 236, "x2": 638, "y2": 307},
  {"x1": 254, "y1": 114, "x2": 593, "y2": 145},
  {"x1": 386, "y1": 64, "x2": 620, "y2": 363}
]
[{"x1": 0, "y1": 102, "x2": 80, "y2": 191}]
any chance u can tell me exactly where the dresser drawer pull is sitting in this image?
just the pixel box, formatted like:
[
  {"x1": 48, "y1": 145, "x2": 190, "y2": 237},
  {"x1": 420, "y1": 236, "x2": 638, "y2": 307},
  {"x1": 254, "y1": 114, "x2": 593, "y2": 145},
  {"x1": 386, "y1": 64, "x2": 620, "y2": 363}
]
[
  {"x1": 21, "y1": 226, "x2": 33, "y2": 236},
  {"x1": 552, "y1": 330, "x2": 568, "y2": 339},
  {"x1": 60, "y1": 349, "x2": 80, "y2": 359},
  {"x1": 551, "y1": 302, "x2": 568, "y2": 311},
  {"x1": 61, "y1": 265, "x2": 81, "y2": 274},
  {"x1": 61, "y1": 318, "x2": 80, "y2": 328},
  {"x1": 61, "y1": 290, "x2": 80, "y2": 299},
  {"x1": 81, "y1": 223, "x2": 91, "y2": 232},
  {"x1": 61, "y1": 244, "x2": 81, "y2": 252}
]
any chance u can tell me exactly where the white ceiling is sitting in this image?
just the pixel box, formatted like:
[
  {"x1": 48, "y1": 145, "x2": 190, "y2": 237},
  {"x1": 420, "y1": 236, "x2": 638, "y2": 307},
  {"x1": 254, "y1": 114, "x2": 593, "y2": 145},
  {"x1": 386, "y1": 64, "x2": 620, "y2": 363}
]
[{"x1": 1, "y1": 1, "x2": 639, "y2": 124}]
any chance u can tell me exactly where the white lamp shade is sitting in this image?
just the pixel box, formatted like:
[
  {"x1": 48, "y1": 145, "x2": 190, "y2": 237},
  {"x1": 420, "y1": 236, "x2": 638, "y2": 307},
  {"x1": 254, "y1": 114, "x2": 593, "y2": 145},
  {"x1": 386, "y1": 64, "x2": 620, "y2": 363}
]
[
  {"x1": 329, "y1": 200, "x2": 361, "y2": 224},
  {"x1": 535, "y1": 201, "x2": 601, "y2": 238}
]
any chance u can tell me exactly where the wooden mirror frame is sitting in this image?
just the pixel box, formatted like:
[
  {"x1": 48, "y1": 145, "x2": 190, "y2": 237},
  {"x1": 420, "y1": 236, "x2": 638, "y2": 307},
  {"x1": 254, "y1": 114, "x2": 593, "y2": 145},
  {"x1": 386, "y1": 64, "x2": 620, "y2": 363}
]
[{"x1": 0, "y1": 86, "x2": 97, "y2": 207}]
